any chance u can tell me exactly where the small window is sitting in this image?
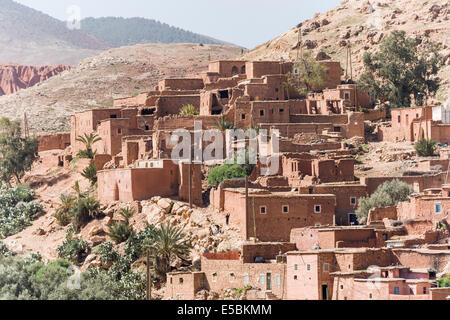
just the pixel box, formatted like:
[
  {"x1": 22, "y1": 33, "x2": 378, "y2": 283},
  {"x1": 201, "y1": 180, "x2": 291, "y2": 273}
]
[
  {"x1": 307, "y1": 264, "x2": 311, "y2": 271},
  {"x1": 340, "y1": 285, "x2": 344, "y2": 290},
  {"x1": 369, "y1": 293, "x2": 373, "y2": 299},
  {"x1": 344, "y1": 92, "x2": 350, "y2": 100},
  {"x1": 279, "y1": 108, "x2": 284, "y2": 113},
  {"x1": 241, "y1": 114, "x2": 246, "y2": 120},
  {"x1": 294, "y1": 68, "x2": 299, "y2": 75},
  {"x1": 276, "y1": 275, "x2": 281, "y2": 288},
  {"x1": 398, "y1": 116, "x2": 401, "y2": 123},
  {"x1": 350, "y1": 197, "x2": 357, "y2": 205},
  {"x1": 110, "y1": 114, "x2": 118, "y2": 119},
  {"x1": 229, "y1": 273, "x2": 236, "y2": 282},
  {"x1": 435, "y1": 203, "x2": 442, "y2": 214},
  {"x1": 179, "y1": 278, "x2": 184, "y2": 284},
  {"x1": 294, "y1": 264, "x2": 298, "y2": 271},
  {"x1": 170, "y1": 278, "x2": 173, "y2": 284},
  {"x1": 294, "y1": 275, "x2": 298, "y2": 280},
  {"x1": 394, "y1": 287, "x2": 400, "y2": 295},
  {"x1": 423, "y1": 287, "x2": 427, "y2": 294},
  {"x1": 275, "y1": 88, "x2": 279, "y2": 93},
  {"x1": 117, "y1": 128, "x2": 122, "y2": 135},
  {"x1": 260, "y1": 206, "x2": 267, "y2": 215},
  {"x1": 259, "y1": 275, "x2": 265, "y2": 285},
  {"x1": 259, "y1": 109, "x2": 265, "y2": 117},
  {"x1": 212, "y1": 273, "x2": 217, "y2": 283},
  {"x1": 416, "y1": 114, "x2": 419, "y2": 118},
  {"x1": 314, "y1": 205, "x2": 321, "y2": 214},
  {"x1": 243, "y1": 274, "x2": 249, "y2": 285},
  {"x1": 324, "y1": 264, "x2": 329, "y2": 272},
  {"x1": 282, "y1": 205, "x2": 289, "y2": 213}
]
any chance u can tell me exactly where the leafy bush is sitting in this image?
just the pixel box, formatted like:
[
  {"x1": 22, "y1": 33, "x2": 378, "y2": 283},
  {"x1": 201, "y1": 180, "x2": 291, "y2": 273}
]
[
  {"x1": 208, "y1": 164, "x2": 249, "y2": 187},
  {"x1": 0, "y1": 254, "x2": 146, "y2": 300},
  {"x1": 0, "y1": 184, "x2": 43, "y2": 238},
  {"x1": 415, "y1": 139, "x2": 438, "y2": 157},
  {"x1": 108, "y1": 221, "x2": 134, "y2": 244},
  {"x1": 356, "y1": 179, "x2": 413, "y2": 224},
  {"x1": 437, "y1": 275, "x2": 450, "y2": 288},
  {"x1": 94, "y1": 241, "x2": 119, "y2": 267},
  {"x1": 57, "y1": 226, "x2": 90, "y2": 265},
  {"x1": 0, "y1": 241, "x2": 9, "y2": 256},
  {"x1": 124, "y1": 226, "x2": 155, "y2": 262}
]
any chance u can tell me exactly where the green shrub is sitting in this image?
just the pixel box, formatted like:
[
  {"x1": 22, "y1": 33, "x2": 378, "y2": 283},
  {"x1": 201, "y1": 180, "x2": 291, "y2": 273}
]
[
  {"x1": 124, "y1": 226, "x2": 155, "y2": 262},
  {"x1": 356, "y1": 179, "x2": 413, "y2": 224},
  {"x1": 415, "y1": 139, "x2": 438, "y2": 157},
  {"x1": 57, "y1": 226, "x2": 90, "y2": 265},
  {"x1": 437, "y1": 275, "x2": 450, "y2": 288},
  {"x1": 0, "y1": 184, "x2": 44, "y2": 238},
  {"x1": 0, "y1": 254, "x2": 146, "y2": 300},
  {"x1": 108, "y1": 221, "x2": 134, "y2": 244},
  {"x1": 208, "y1": 164, "x2": 250, "y2": 187},
  {"x1": 0, "y1": 241, "x2": 9, "y2": 256},
  {"x1": 94, "y1": 241, "x2": 119, "y2": 267}
]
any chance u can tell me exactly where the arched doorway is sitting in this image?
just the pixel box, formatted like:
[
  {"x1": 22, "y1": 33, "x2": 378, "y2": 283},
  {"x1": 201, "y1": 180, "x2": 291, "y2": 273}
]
[{"x1": 231, "y1": 66, "x2": 239, "y2": 76}]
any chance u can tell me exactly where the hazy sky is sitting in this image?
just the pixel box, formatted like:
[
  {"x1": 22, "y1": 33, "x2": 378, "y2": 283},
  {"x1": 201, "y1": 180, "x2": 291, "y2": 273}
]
[{"x1": 15, "y1": 0, "x2": 340, "y2": 48}]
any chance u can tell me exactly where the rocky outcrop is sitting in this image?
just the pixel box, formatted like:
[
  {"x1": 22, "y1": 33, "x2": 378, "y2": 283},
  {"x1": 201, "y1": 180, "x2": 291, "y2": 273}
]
[{"x1": 0, "y1": 64, "x2": 71, "y2": 96}]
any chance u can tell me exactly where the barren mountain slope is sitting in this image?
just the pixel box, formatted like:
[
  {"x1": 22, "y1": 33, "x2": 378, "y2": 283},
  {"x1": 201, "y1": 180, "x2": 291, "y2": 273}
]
[
  {"x1": 0, "y1": 43, "x2": 242, "y2": 133},
  {"x1": 0, "y1": 0, "x2": 109, "y2": 65},
  {"x1": 245, "y1": 0, "x2": 450, "y2": 101}
]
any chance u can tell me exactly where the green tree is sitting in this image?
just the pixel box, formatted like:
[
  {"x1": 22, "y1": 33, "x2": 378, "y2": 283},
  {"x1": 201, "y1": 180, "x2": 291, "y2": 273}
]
[
  {"x1": 208, "y1": 164, "x2": 251, "y2": 187},
  {"x1": 147, "y1": 224, "x2": 192, "y2": 280},
  {"x1": 76, "y1": 133, "x2": 101, "y2": 159},
  {"x1": 415, "y1": 139, "x2": 438, "y2": 157},
  {"x1": 356, "y1": 179, "x2": 413, "y2": 224},
  {"x1": 0, "y1": 118, "x2": 38, "y2": 184},
  {"x1": 283, "y1": 52, "x2": 330, "y2": 98},
  {"x1": 358, "y1": 31, "x2": 444, "y2": 108}
]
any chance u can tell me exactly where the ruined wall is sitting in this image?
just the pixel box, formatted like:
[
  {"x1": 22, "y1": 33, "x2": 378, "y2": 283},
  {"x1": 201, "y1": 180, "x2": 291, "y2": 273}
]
[
  {"x1": 38, "y1": 133, "x2": 70, "y2": 152},
  {"x1": 155, "y1": 95, "x2": 200, "y2": 117},
  {"x1": 158, "y1": 78, "x2": 204, "y2": 91}
]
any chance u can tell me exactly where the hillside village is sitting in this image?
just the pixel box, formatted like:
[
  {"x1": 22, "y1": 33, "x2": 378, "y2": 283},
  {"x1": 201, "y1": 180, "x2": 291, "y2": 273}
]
[
  {"x1": 0, "y1": 0, "x2": 450, "y2": 302},
  {"x1": 3, "y1": 45, "x2": 446, "y2": 300}
]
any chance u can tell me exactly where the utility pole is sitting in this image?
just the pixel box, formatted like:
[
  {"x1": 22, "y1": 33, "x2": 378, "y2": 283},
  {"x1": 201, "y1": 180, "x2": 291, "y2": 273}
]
[
  {"x1": 245, "y1": 176, "x2": 249, "y2": 239},
  {"x1": 23, "y1": 112, "x2": 30, "y2": 138},
  {"x1": 146, "y1": 249, "x2": 151, "y2": 300},
  {"x1": 189, "y1": 162, "x2": 193, "y2": 209}
]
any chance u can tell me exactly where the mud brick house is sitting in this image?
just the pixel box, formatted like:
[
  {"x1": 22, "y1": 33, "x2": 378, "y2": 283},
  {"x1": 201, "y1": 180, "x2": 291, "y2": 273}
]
[
  {"x1": 166, "y1": 242, "x2": 295, "y2": 300},
  {"x1": 378, "y1": 104, "x2": 450, "y2": 143},
  {"x1": 210, "y1": 187, "x2": 336, "y2": 242},
  {"x1": 298, "y1": 182, "x2": 367, "y2": 225},
  {"x1": 285, "y1": 247, "x2": 450, "y2": 300},
  {"x1": 97, "y1": 160, "x2": 202, "y2": 205},
  {"x1": 37, "y1": 133, "x2": 70, "y2": 152},
  {"x1": 290, "y1": 226, "x2": 382, "y2": 250}
]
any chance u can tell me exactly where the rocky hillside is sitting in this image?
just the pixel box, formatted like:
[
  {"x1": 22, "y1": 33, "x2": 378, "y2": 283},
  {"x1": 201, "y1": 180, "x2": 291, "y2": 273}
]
[
  {"x1": 245, "y1": 0, "x2": 450, "y2": 102},
  {"x1": 0, "y1": 43, "x2": 242, "y2": 133},
  {"x1": 0, "y1": 64, "x2": 71, "y2": 96},
  {"x1": 0, "y1": 0, "x2": 109, "y2": 65}
]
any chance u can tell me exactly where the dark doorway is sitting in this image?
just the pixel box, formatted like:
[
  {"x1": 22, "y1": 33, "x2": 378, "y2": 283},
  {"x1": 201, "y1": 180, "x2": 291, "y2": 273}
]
[
  {"x1": 321, "y1": 285, "x2": 328, "y2": 300},
  {"x1": 266, "y1": 273, "x2": 272, "y2": 291},
  {"x1": 349, "y1": 214, "x2": 359, "y2": 226}
]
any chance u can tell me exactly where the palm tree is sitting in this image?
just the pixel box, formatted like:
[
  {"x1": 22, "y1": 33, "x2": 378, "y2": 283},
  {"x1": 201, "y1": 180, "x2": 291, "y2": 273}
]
[
  {"x1": 119, "y1": 207, "x2": 135, "y2": 225},
  {"x1": 76, "y1": 133, "x2": 101, "y2": 159},
  {"x1": 213, "y1": 116, "x2": 235, "y2": 132},
  {"x1": 148, "y1": 224, "x2": 192, "y2": 280}
]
